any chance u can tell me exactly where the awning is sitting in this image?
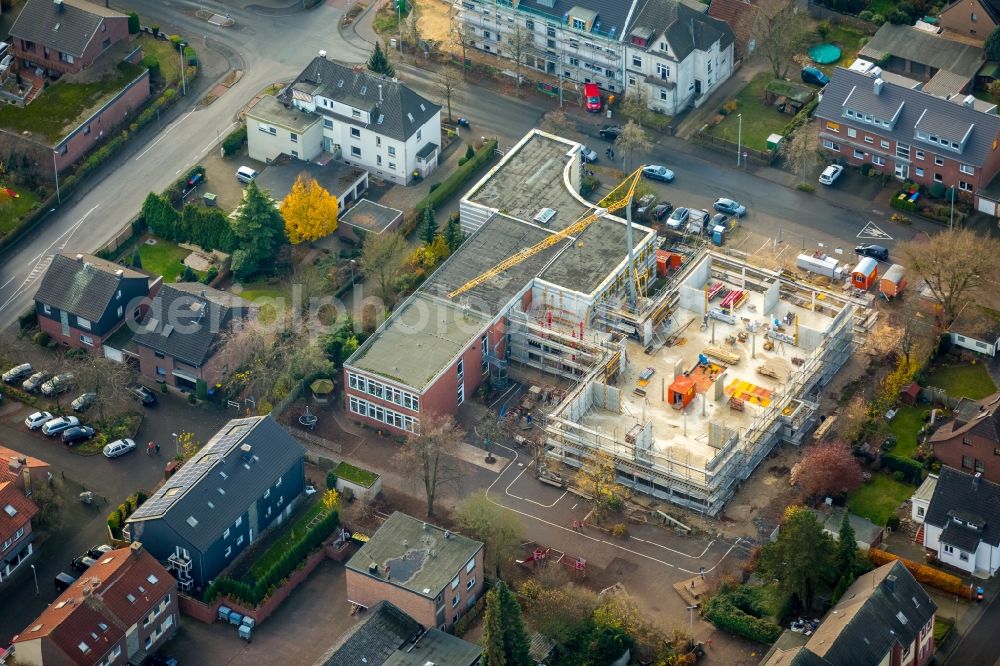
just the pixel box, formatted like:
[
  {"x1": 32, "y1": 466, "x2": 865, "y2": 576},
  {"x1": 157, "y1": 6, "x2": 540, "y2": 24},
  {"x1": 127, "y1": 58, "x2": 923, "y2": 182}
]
[
  {"x1": 416, "y1": 142, "x2": 438, "y2": 161},
  {"x1": 172, "y1": 369, "x2": 199, "y2": 383}
]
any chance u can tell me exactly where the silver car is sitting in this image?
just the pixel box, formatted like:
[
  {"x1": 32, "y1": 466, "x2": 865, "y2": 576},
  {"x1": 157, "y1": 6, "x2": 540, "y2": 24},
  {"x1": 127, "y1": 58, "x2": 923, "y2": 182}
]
[
  {"x1": 103, "y1": 438, "x2": 137, "y2": 459},
  {"x1": 22, "y1": 371, "x2": 49, "y2": 393},
  {"x1": 41, "y1": 372, "x2": 74, "y2": 397},
  {"x1": 2, "y1": 363, "x2": 31, "y2": 383}
]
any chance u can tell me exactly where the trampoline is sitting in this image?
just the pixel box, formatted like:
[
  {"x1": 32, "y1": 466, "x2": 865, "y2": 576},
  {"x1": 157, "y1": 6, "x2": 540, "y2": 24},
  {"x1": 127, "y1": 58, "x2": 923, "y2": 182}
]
[{"x1": 809, "y1": 43, "x2": 842, "y2": 64}]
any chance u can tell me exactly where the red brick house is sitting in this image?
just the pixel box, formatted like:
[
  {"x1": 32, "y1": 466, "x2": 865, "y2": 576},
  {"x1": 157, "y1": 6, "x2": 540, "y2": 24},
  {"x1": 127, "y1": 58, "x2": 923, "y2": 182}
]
[
  {"x1": 0, "y1": 446, "x2": 51, "y2": 495},
  {"x1": 11, "y1": 542, "x2": 178, "y2": 666},
  {"x1": 33, "y1": 253, "x2": 158, "y2": 354},
  {"x1": 0, "y1": 480, "x2": 39, "y2": 588},
  {"x1": 814, "y1": 67, "x2": 1000, "y2": 216},
  {"x1": 346, "y1": 512, "x2": 485, "y2": 631},
  {"x1": 929, "y1": 392, "x2": 1000, "y2": 483},
  {"x1": 707, "y1": 0, "x2": 757, "y2": 61},
  {"x1": 10, "y1": 0, "x2": 130, "y2": 80}
]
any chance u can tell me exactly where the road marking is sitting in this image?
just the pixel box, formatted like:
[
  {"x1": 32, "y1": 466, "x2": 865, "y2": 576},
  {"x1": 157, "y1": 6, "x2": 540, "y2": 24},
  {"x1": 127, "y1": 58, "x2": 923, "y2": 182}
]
[
  {"x1": 0, "y1": 275, "x2": 15, "y2": 291},
  {"x1": 571, "y1": 503, "x2": 578, "y2": 510},
  {"x1": 858, "y1": 221, "x2": 893, "y2": 240},
  {"x1": 135, "y1": 111, "x2": 195, "y2": 161},
  {"x1": 200, "y1": 121, "x2": 239, "y2": 157},
  {"x1": 504, "y1": 460, "x2": 566, "y2": 508}
]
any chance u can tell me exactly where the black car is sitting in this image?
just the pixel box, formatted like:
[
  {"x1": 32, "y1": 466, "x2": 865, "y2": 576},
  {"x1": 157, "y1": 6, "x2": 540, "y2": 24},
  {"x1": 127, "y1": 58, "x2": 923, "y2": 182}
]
[
  {"x1": 634, "y1": 193, "x2": 656, "y2": 217},
  {"x1": 651, "y1": 202, "x2": 674, "y2": 222},
  {"x1": 128, "y1": 385, "x2": 157, "y2": 406},
  {"x1": 855, "y1": 244, "x2": 889, "y2": 261},
  {"x1": 62, "y1": 425, "x2": 96, "y2": 446},
  {"x1": 599, "y1": 125, "x2": 623, "y2": 141},
  {"x1": 70, "y1": 555, "x2": 97, "y2": 572},
  {"x1": 87, "y1": 544, "x2": 114, "y2": 559}
]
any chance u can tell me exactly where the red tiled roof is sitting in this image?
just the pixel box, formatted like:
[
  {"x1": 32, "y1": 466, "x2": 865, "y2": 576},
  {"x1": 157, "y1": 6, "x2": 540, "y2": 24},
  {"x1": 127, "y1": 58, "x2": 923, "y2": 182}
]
[
  {"x1": 0, "y1": 481, "x2": 38, "y2": 540},
  {"x1": 12, "y1": 545, "x2": 175, "y2": 664},
  {"x1": 708, "y1": 0, "x2": 757, "y2": 58}
]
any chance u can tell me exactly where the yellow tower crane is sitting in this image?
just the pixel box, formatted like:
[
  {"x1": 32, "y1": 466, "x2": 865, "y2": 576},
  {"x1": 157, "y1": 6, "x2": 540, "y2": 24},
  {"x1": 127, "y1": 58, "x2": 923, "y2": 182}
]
[{"x1": 448, "y1": 165, "x2": 646, "y2": 299}]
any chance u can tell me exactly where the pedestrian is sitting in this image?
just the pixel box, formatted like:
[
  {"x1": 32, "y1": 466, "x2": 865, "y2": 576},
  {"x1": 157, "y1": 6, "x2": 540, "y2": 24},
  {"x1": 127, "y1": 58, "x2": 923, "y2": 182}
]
[
  {"x1": 572, "y1": 519, "x2": 579, "y2": 531},
  {"x1": 610, "y1": 148, "x2": 615, "y2": 160},
  {"x1": 147, "y1": 441, "x2": 154, "y2": 456},
  {"x1": 707, "y1": 639, "x2": 713, "y2": 649},
  {"x1": 155, "y1": 442, "x2": 160, "y2": 455}
]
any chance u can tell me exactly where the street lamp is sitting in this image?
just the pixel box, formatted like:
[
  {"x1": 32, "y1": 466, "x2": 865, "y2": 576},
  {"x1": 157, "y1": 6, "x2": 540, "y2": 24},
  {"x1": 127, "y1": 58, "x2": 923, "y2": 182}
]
[
  {"x1": 349, "y1": 259, "x2": 356, "y2": 285},
  {"x1": 30, "y1": 563, "x2": 39, "y2": 595},
  {"x1": 736, "y1": 113, "x2": 743, "y2": 167},
  {"x1": 178, "y1": 41, "x2": 187, "y2": 96},
  {"x1": 52, "y1": 151, "x2": 60, "y2": 205},
  {"x1": 171, "y1": 432, "x2": 179, "y2": 456},
  {"x1": 948, "y1": 186, "x2": 956, "y2": 231},
  {"x1": 686, "y1": 604, "x2": 698, "y2": 627}
]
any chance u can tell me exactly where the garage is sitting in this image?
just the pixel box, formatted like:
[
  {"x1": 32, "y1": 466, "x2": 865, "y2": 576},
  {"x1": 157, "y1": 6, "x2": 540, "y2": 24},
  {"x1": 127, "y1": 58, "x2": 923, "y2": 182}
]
[{"x1": 978, "y1": 195, "x2": 997, "y2": 216}]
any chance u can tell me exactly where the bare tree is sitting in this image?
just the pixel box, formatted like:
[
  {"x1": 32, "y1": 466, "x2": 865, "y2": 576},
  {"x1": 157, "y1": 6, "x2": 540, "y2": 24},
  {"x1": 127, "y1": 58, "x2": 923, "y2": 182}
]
[
  {"x1": 898, "y1": 229, "x2": 1000, "y2": 326},
  {"x1": 783, "y1": 121, "x2": 820, "y2": 184},
  {"x1": 74, "y1": 355, "x2": 135, "y2": 422},
  {"x1": 359, "y1": 230, "x2": 409, "y2": 309},
  {"x1": 614, "y1": 120, "x2": 650, "y2": 172},
  {"x1": 622, "y1": 85, "x2": 651, "y2": 127},
  {"x1": 506, "y1": 24, "x2": 532, "y2": 91},
  {"x1": 894, "y1": 297, "x2": 938, "y2": 367},
  {"x1": 404, "y1": 10, "x2": 421, "y2": 51},
  {"x1": 752, "y1": 0, "x2": 809, "y2": 80},
  {"x1": 453, "y1": 490, "x2": 525, "y2": 574},
  {"x1": 452, "y1": 21, "x2": 476, "y2": 78},
  {"x1": 575, "y1": 450, "x2": 630, "y2": 517},
  {"x1": 396, "y1": 411, "x2": 465, "y2": 516},
  {"x1": 435, "y1": 65, "x2": 462, "y2": 122}
]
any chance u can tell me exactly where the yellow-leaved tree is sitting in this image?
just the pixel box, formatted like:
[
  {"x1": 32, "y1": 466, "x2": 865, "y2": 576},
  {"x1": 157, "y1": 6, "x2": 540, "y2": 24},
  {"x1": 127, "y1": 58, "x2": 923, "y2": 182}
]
[{"x1": 279, "y1": 174, "x2": 339, "y2": 243}]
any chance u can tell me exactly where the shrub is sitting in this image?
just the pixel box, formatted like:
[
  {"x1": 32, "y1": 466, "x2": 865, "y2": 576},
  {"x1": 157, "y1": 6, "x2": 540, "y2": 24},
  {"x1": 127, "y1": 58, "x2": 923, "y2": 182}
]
[
  {"x1": 465, "y1": 144, "x2": 475, "y2": 160},
  {"x1": 581, "y1": 174, "x2": 600, "y2": 197},
  {"x1": 882, "y1": 453, "x2": 923, "y2": 484},
  {"x1": 151, "y1": 25, "x2": 160, "y2": 37},
  {"x1": 703, "y1": 593, "x2": 782, "y2": 644},
  {"x1": 929, "y1": 182, "x2": 946, "y2": 199},
  {"x1": 222, "y1": 124, "x2": 247, "y2": 156},
  {"x1": 32, "y1": 331, "x2": 50, "y2": 346},
  {"x1": 796, "y1": 183, "x2": 816, "y2": 193},
  {"x1": 611, "y1": 523, "x2": 628, "y2": 538},
  {"x1": 127, "y1": 11, "x2": 141, "y2": 34},
  {"x1": 141, "y1": 55, "x2": 160, "y2": 80},
  {"x1": 859, "y1": 9, "x2": 874, "y2": 21},
  {"x1": 457, "y1": 156, "x2": 468, "y2": 167},
  {"x1": 201, "y1": 266, "x2": 219, "y2": 284},
  {"x1": 860, "y1": 163, "x2": 873, "y2": 176},
  {"x1": 869, "y1": 548, "x2": 971, "y2": 597},
  {"x1": 890, "y1": 195, "x2": 918, "y2": 213},
  {"x1": 18, "y1": 308, "x2": 37, "y2": 332},
  {"x1": 406, "y1": 139, "x2": 497, "y2": 234},
  {"x1": 887, "y1": 516, "x2": 901, "y2": 531},
  {"x1": 816, "y1": 21, "x2": 831, "y2": 39},
  {"x1": 892, "y1": 470, "x2": 905, "y2": 482},
  {"x1": 326, "y1": 470, "x2": 337, "y2": 490}
]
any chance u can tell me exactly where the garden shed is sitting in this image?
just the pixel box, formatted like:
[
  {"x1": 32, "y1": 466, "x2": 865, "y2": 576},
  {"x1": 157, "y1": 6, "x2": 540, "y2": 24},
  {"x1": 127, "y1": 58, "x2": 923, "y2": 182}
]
[{"x1": 764, "y1": 80, "x2": 814, "y2": 115}]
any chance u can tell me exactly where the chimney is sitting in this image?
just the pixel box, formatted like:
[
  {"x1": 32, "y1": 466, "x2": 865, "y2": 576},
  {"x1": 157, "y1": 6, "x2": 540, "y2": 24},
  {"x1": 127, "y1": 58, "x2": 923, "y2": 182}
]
[
  {"x1": 199, "y1": 289, "x2": 206, "y2": 298},
  {"x1": 379, "y1": 84, "x2": 383, "y2": 105},
  {"x1": 130, "y1": 541, "x2": 143, "y2": 558},
  {"x1": 964, "y1": 94, "x2": 976, "y2": 108},
  {"x1": 115, "y1": 269, "x2": 123, "y2": 277},
  {"x1": 76, "y1": 253, "x2": 84, "y2": 261},
  {"x1": 318, "y1": 50, "x2": 327, "y2": 59},
  {"x1": 54, "y1": 0, "x2": 64, "y2": 11},
  {"x1": 885, "y1": 574, "x2": 896, "y2": 593},
  {"x1": 873, "y1": 78, "x2": 884, "y2": 95}
]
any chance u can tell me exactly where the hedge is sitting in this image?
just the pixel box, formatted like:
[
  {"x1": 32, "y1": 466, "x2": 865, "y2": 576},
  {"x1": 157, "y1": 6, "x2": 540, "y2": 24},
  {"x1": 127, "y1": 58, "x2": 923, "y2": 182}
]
[
  {"x1": 703, "y1": 592, "x2": 783, "y2": 644},
  {"x1": 890, "y1": 195, "x2": 918, "y2": 213},
  {"x1": 107, "y1": 490, "x2": 148, "y2": 539},
  {"x1": 203, "y1": 509, "x2": 340, "y2": 607},
  {"x1": 882, "y1": 453, "x2": 924, "y2": 484},
  {"x1": 222, "y1": 124, "x2": 248, "y2": 156},
  {"x1": 404, "y1": 139, "x2": 497, "y2": 235},
  {"x1": 868, "y1": 548, "x2": 972, "y2": 598}
]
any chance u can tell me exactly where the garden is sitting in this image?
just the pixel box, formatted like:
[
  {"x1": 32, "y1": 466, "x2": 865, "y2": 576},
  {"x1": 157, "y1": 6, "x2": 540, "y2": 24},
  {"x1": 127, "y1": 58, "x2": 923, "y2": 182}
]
[
  {"x1": 704, "y1": 72, "x2": 792, "y2": 152},
  {"x1": 889, "y1": 181, "x2": 971, "y2": 227}
]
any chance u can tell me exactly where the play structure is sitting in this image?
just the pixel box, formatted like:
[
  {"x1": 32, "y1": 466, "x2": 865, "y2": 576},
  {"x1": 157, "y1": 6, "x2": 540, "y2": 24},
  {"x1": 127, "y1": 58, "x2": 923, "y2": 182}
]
[{"x1": 516, "y1": 542, "x2": 587, "y2": 578}]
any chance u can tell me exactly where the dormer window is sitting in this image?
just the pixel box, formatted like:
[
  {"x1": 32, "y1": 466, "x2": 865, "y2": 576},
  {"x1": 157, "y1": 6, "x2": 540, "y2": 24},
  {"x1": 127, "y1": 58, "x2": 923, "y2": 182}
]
[{"x1": 572, "y1": 17, "x2": 586, "y2": 30}]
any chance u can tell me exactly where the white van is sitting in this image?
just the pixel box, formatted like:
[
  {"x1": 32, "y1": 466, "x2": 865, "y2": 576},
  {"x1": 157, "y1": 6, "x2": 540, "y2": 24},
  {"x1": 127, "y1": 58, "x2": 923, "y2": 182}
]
[{"x1": 236, "y1": 166, "x2": 258, "y2": 184}]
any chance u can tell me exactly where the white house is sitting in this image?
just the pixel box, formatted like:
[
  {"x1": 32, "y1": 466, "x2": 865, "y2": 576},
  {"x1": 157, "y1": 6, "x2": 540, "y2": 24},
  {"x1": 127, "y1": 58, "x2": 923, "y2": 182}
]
[
  {"x1": 923, "y1": 466, "x2": 1000, "y2": 577},
  {"x1": 247, "y1": 56, "x2": 442, "y2": 185},
  {"x1": 911, "y1": 473, "x2": 938, "y2": 525},
  {"x1": 948, "y1": 303, "x2": 1000, "y2": 357},
  {"x1": 623, "y1": 0, "x2": 734, "y2": 114}
]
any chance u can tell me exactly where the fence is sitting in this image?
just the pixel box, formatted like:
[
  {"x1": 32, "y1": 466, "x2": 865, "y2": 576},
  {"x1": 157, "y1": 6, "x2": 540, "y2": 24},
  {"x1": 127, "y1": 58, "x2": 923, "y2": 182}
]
[
  {"x1": 806, "y1": 1, "x2": 879, "y2": 33},
  {"x1": 692, "y1": 130, "x2": 776, "y2": 165}
]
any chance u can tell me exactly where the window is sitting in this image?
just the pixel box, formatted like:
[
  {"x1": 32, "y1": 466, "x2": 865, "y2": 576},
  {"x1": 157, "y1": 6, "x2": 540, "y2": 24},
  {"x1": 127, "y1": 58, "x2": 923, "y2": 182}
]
[
  {"x1": 452, "y1": 593, "x2": 461, "y2": 607},
  {"x1": 59, "y1": 52, "x2": 74, "y2": 64},
  {"x1": 388, "y1": 146, "x2": 396, "y2": 157},
  {"x1": 156, "y1": 366, "x2": 166, "y2": 377},
  {"x1": 526, "y1": 19, "x2": 534, "y2": 29},
  {"x1": 236, "y1": 516, "x2": 242, "y2": 527},
  {"x1": 964, "y1": 437, "x2": 973, "y2": 445},
  {"x1": 572, "y1": 17, "x2": 586, "y2": 30},
  {"x1": 456, "y1": 359, "x2": 464, "y2": 379},
  {"x1": 258, "y1": 125, "x2": 276, "y2": 136},
  {"x1": 417, "y1": 130, "x2": 422, "y2": 141},
  {"x1": 324, "y1": 118, "x2": 333, "y2": 129},
  {"x1": 389, "y1": 162, "x2": 397, "y2": 170},
  {"x1": 960, "y1": 180, "x2": 973, "y2": 192},
  {"x1": 83, "y1": 124, "x2": 91, "y2": 136},
  {"x1": 116, "y1": 305, "x2": 123, "y2": 317},
  {"x1": 15, "y1": 527, "x2": 23, "y2": 539},
  {"x1": 466, "y1": 557, "x2": 476, "y2": 573},
  {"x1": 864, "y1": 136, "x2": 874, "y2": 144},
  {"x1": 80, "y1": 334, "x2": 93, "y2": 346},
  {"x1": 825, "y1": 121, "x2": 840, "y2": 132},
  {"x1": 962, "y1": 455, "x2": 973, "y2": 469},
  {"x1": 225, "y1": 546, "x2": 232, "y2": 557},
  {"x1": 348, "y1": 395, "x2": 418, "y2": 432},
  {"x1": 102, "y1": 38, "x2": 111, "y2": 49},
  {"x1": 224, "y1": 528, "x2": 230, "y2": 539},
  {"x1": 457, "y1": 382, "x2": 465, "y2": 406},
  {"x1": 854, "y1": 149, "x2": 865, "y2": 159},
  {"x1": 291, "y1": 150, "x2": 298, "y2": 159},
  {"x1": 452, "y1": 575, "x2": 460, "y2": 590},
  {"x1": 935, "y1": 155, "x2": 944, "y2": 166},
  {"x1": 42, "y1": 304, "x2": 51, "y2": 315},
  {"x1": 290, "y1": 132, "x2": 298, "y2": 144},
  {"x1": 352, "y1": 109, "x2": 361, "y2": 119},
  {"x1": 915, "y1": 167, "x2": 925, "y2": 177},
  {"x1": 237, "y1": 535, "x2": 244, "y2": 546},
  {"x1": 154, "y1": 350, "x2": 165, "y2": 359},
  {"x1": 467, "y1": 576, "x2": 477, "y2": 590},
  {"x1": 276, "y1": 475, "x2": 283, "y2": 487},
  {"x1": 960, "y1": 164, "x2": 974, "y2": 175},
  {"x1": 973, "y1": 11, "x2": 978, "y2": 20},
  {"x1": 976, "y1": 459, "x2": 985, "y2": 473},
  {"x1": 659, "y1": 89, "x2": 668, "y2": 101},
  {"x1": 873, "y1": 156, "x2": 885, "y2": 166},
  {"x1": 960, "y1": 551, "x2": 970, "y2": 562},
  {"x1": 823, "y1": 140, "x2": 840, "y2": 151},
  {"x1": 847, "y1": 128, "x2": 857, "y2": 138},
  {"x1": 77, "y1": 317, "x2": 91, "y2": 330},
  {"x1": 915, "y1": 150, "x2": 924, "y2": 160},
  {"x1": 656, "y1": 63, "x2": 669, "y2": 78},
  {"x1": 547, "y1": 25, "x2": 556, "y2": 37},
  {"x1": 934, "y1": 173, "x2": 943, "y2": 183},
  {"x1": 377, "y1": 155, "x2": 382, "y2": 166},
  {"x1": 351, "y1": 146, "x2": 361, "y2": 157},
  {"x1": 880, "y1": 139, "x2": 889, "y2": 148},
  {"x1": 896, "y1": 143, "x2": 910, "y2": 159},
  {"x1": 632, "y1": 54, "x2": 642, "y2": 67},
  {"x1": 917, "y1": 506, "x2": 925, "y2": 517}
]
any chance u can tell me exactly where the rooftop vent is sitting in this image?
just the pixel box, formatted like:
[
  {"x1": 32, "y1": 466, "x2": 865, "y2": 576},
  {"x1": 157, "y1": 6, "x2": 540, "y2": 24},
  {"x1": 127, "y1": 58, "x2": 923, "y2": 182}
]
[
  {"x1": 115, "y1": 269, "x2": 123, "y2": 277},
  {"x1": 964, "y1": 94, "x2": 976, "y2": 108},
  {"x1": 533, "y1": 207, "x2": 557, "y2": 225},
  {"x1": 76, "y1": 253, "x2": 84, "y2": 261},
  {"x1": 444, "y1": 530, "x2": 453, "y2": 540},
  {"x1": 318, "y1": 49, "x2": 327, "y2": 59},
  {"x1": 873, "y1": 78, "x2": 884, "y2": 95}
]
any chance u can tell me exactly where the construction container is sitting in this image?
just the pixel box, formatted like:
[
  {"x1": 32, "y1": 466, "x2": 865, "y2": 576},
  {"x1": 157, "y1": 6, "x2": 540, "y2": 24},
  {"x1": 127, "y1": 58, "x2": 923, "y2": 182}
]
[
  {"x1": 667, "y1": 375, "x2": 696, "y2": 409},
  {"x1": 655, "y1": 250, "x2": 682, "y2": 276},
  {"x1": 879, "y1": 263, "x2": 906, "y2": 299},
  {"x1": 796, "y1": 253, "x2": 844, "y2": 280},
  {"x1": 851, "y1": 257, "x2": 879, "y2": 290}
]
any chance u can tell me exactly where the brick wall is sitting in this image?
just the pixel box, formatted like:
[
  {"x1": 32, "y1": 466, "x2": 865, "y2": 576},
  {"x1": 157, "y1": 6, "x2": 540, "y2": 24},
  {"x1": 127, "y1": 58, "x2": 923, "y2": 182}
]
[
  {"x1": 345, "y1": 568, "x2": 437, "y2": 627},
  {"x1": 38, "y1": 314, "x2": 108, "y2": 352},
  {"x1": 938, "y1": 0, "x2": 995, "y2": 41},
  {"x1": 932, "y1": 434, "x2": 1000, "y2": 483}
]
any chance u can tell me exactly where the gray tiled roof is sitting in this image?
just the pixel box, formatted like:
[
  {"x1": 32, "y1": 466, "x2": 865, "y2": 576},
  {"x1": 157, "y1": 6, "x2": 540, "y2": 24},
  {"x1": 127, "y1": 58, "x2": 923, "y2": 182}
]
[
  {"x1": 126, "y1": 416, "x2": 305, "y2": 551},
  {"x1": 131, "y1": 284, "x2": 249, "y2": 367},
  {"x1": 925, "y1": 466, "x2": 1000, "y2": 547},
  {"x1": 859, "y1": 23, "x2": 984, "y2": 81},
  {"x1": 323, "y1": 601, "x2": 420, "y2": 666},
  {"x1": 285, "y1": 57, "x2": 440, "y2": 142},
  {"x1": 940, "y1": 520, "x2": 984, "y2": 552},
  {"x1": 517, "y1": 0, "x2": 639, "y2": 40},
  {"x1": 631, "y1": 0, "x2": 734, "y2": 59},
  {"x1": 10, "y1": 0, "x2": 123, "y2": 58},
  {"x1": 815, "y1": 67, "x2": 1000, "y2": 168},
  {"x1": 913, "y1": 107, "x2": 973, "y2": 146},
  {"x1": 382, "y1": 629, "x2": 482, "y2": 665},
  {"x1": 34, "y1": 253, "x2": 146, "y2": 322}
]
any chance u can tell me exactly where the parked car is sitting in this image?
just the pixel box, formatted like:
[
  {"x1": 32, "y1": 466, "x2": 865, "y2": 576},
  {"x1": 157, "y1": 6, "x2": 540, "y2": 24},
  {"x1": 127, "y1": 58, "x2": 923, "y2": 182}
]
[
  {"x1": 819, "y1": 164, "x2": 843, "y2": 185},
  {"x1": 667, "y1": 207, "x2": 690, "y2": 230},
  {"x1": 709, "y1": 213, "x2": 729, "y2": 230},
  {"x1": 651, "y1": 202, "x2": 674, "y2": 222},
  {"x1": 128, "y1": 385, "x2": 157, "y2": 406},
  {"x1": 580, "y1": 146, "x2": 598, "y2": 163},
  {"x1": 87, "y1": 544, "x2": 114, "y2": 559},
  {"x1": 635, "y1": 193, "x2": 656, "y2": 217},
  {"x1": 70, "y1": 555, "x2": 97, "y2": 573},
  {"x1": 599, "y1": 125, "x2": 623, "y2": 141},
  {"x1": 22, "y1": 371, "x2": 50, "y2": 393},
  {"x1": 41, "y1": 372, "x2": 74, "y2": 397},
  {"x1": 41, "y1": 416, "x2": 79, "y2": 436},
  {"x1": 71, "y1": 392, "x2": 98, "y2": 412},
  {"x1": 62, "y1": 425, "x2": 96, "y2": 446},
  {"x1": 2, "y1": 363, "x2": 31, "y2": 383},
  {"x1": 103, "y1": 438, "x2": 137, "y2": 459},
  {"x1": 642, "y1": 165, "x2": 675, "y2": 183},
  {"x1": 149, "y1": 655, "x2": 179, "y2": 666},
  {"x1": 713, "y1": 198, "x2": 747, "y2": 217},
  {"x1": 584, "y1": 83, "x2": 602, "y2": 112},
  {"x1": 24, "y1": 411, "x2": 53, "y2": 430},
  {"x1": 801, "y1": 66, "x2": 830, "y2": 87},
  {"x1": 855, "y1": 244, "x2": 889, "y2": 261},
  {"x1": 686, "y1": 209, "x2": 711, "y2": 235},
  {"x1": 54, "y1": 571, "x2": 78, "y2": 591}
]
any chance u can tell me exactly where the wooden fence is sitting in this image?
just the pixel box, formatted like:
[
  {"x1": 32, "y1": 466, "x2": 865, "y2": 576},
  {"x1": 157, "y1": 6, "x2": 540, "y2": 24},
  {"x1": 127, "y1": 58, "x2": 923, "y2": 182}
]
[{"x1": 692, "y1": 130, "x2": 776, "y2": 166}]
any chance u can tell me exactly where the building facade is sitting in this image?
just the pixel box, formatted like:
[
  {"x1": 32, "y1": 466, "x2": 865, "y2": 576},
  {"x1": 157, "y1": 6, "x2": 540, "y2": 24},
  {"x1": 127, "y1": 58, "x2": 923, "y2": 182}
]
[
  {"x1": 0, "y1": 480, "x2": 38, "y2": 588},
  {"x1": 923, "y1": 466, "x2": 1000, "y2": 576},
  {"x1": 929, "y1": 394, "x2": 1000, "y2": 483},
  {"x1": 345, "y1": 512, "x2": 485, "y2": 631},
  {"x1": 814, "y1": 67, "x2": 1000, "y2": 215},
  {"x1": 124, "y1": 417, "x2": 305, "y2": 592},
  {"x1": 937, "y1": 0, "x2": 1000, "y2": 41}
]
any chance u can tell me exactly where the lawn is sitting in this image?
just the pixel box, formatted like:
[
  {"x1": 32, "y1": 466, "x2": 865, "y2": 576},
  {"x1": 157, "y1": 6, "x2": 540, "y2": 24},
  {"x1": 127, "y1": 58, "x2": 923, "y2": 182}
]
[
  {"x1": 706, "y1": 72, "x2": 790, "y2": 152},
  {"x1": 372, "y1": 3, "x2": 412, "y2": 33},
  {"x1": 847, "y1": 473, "x2": 915, "y2": 526},
  {"x1": 815, "y1": 24, "x2": 869, "y2": 77},
  {"x1": 925, "y1": 363, "x2": 997, "y2": 400},
  {"x1": 0, "y1": 187, "x2": 40, "y2": 235},
  {"x1": 233, "y1": 282, "x2": 289, "y2": 302},
  {"x1": 137, "y1": 35, "x2": 181, "y2": 86},
  {"x1": 138, "y1": 238, "x2": 203, "y2": 283},
  {"x1": 246, "y1": 499, "x2": 326, "y2": 581},
  {"x1": 888, "y1": 405, "x2": 930, "y2": 459},
  {"x1": 334, "y1": 461, "x2": 380, "y2": 488},
  {"x1": 0, "y1": 62, "x2": 144, "y2": 142},
  {"x1": 934, "y1": 617, "x2": 954, "y2": 643}
]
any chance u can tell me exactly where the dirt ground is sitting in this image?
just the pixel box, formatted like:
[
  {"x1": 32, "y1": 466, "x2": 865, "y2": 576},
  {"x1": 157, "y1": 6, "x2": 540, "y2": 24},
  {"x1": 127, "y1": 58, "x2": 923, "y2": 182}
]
[{"x1": 414, "y1": 0, "x2": 455, "y2": 49}]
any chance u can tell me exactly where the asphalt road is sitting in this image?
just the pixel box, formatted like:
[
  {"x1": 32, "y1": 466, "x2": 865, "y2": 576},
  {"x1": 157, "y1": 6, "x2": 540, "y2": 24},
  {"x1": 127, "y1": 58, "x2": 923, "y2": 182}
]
[{"x1": 945, "y1": 590, "x2": 1000, "y2": 665}]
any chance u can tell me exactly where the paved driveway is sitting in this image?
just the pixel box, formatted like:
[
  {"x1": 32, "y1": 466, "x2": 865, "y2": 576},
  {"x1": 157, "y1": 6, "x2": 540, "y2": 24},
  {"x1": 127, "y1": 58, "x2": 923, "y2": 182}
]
[{"x1": 0, "y1": 394, "x2": 229, "y2": 645}]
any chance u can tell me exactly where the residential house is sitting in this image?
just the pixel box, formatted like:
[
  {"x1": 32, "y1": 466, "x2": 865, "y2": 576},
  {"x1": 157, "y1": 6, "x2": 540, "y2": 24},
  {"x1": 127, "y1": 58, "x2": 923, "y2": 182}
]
[
  {"x1": 246, "y1": 56, "x2": 441, "y2": 185},
  {"x1": 814, "y1": 67, "x2": 1000, "y2": 215},
  {"x1": 345, "y1": 512, "x2": 485, "y2": 631},
  {"x1": 11, "y1": 542, "x2": 178, "y2": 666},
  {"x1": 0, "y1": 446, "x2": 51, "y2": 494},
  {"x1": 33, "y1": 253, "x2": 157, "y2": 354},
  {"x1": 10, "y1": 0, "x2": 130, "y2": 80},
  {"x1": 124, "y1": 416, "x2": 306, "y2": 592},
  {"x1": 938, "y1": 0, "x2": 1000, "y2": 41},
  {"x1": 922, "y1": 465, "x2": 1000, "y2": 576},
  {"x1": 0, "y1": 480, "x2": 39, "y2": 588},
  {"x1": 759, "y1": 560, "x2": 936, "y2": 666},
  {"x1": 624, "y1": 0, "x2": 734, "y2": 115},
  {"x1": 819, "y1": 507, "x2": 885, "y2": 553},
  {"x1": 911, "y1": 474, "x2": 938, "y2": 525},
  {"x1": 707, "y1": 0, "x2": 756, "y2": 61},
  {"x1": 928, "y1": 393, "x2": 1000, "y2": 483},
  {"x1": 322, "y1": 601, "x2": 481, "y2": 666},
  {"x1": 131, "y1": 283, "x2": 251, "y2": 392},
  {"x1": 858, "y1": 23, "x2": 984, "y2": 97},
  {"x1": 948, "y1": 303, "x2": 1000, "y2": 356}
]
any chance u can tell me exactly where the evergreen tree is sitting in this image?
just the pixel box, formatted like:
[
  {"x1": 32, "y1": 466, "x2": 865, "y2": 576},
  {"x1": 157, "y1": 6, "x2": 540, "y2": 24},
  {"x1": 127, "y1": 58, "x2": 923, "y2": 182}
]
[
  {"x1": 444, "y1": 215, "x2": 464, "y2": 252},
  {"x1": 987, "y1": 26, "x2": 1000, "y2": 61},
  {"x1": 367, "y1": 42, "x2": 396, "y2": 77},
  {"x1": 757, "y1": 506, "x2": 835, "y2": 609},
  {"x1": 482, "y1": 581, "x2": 532, "y2": 666},
  {"x1": 835, "y1": 511, "x2": 859, "y2": 581},
  {"x1": 419, "y1": 207, "x2": 437, "y2": 246},
  {"x1": 131, "y1": 247, "x2": 142, "y2": 270},
  {"x1": 230, "y1": 181, "x2": 286, "y2": 280}
]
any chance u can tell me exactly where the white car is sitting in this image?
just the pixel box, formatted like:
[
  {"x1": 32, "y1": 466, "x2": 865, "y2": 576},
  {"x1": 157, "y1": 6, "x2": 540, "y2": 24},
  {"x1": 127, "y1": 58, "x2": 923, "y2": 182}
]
[
  {"x1": 819, "y1": 164, "x2": 843, "y2": 185},
  {"x1": 41, "y1": 415, "x2": 79, "y2": 436},
  {"x1": 24, "y1": 411, "x2": 53, "y2": 430},
  {"x1": 580, "y1": 146, "x2": 598, "y2": 163},
  {"x1": 103, "y1": 438, "x2": 137, "y2": 459}
]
